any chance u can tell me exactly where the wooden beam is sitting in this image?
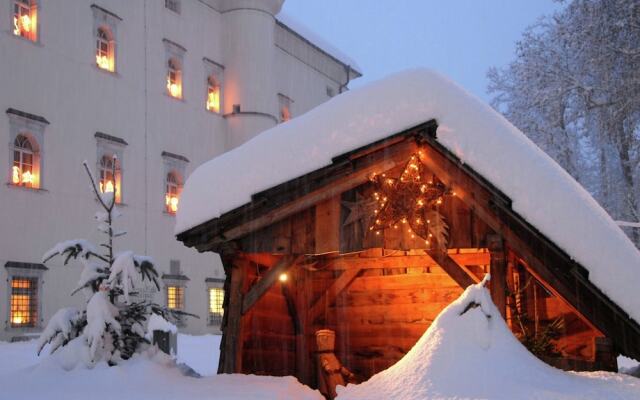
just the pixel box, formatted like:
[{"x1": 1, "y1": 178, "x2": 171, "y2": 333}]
[
  {"x1": 448, "y1": 250, "x2": 490, "y2": 266},
  {"x1": 241, "y1": 255, "x2": 297, "y2": 315},
  {"x1": 316, "y1": 252, "x2": 488, "y2": 273},
  {"x1": 242, "y1": 253, "x2": 281, "y2": 268},
  {"x1": 418, "y1": 143, "x2": 609, "y2": 338},
  {"x1": 487, "y1": 234, "x2": 507, "y2": 319},
  {"x1": 427, "y1": 250, "x2": 477, "y2": 288},
  {"x1": 221, "y1": 259, "x2": 246, "y2": 373},
  {"x1": 309, "y1": 268, "x2": 361, "y2": 323}
]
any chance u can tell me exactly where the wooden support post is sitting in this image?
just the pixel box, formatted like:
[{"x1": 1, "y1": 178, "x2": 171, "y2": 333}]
[
  {"x1": 488, "y1": 234, "x2": 507, "y2": 319},
  {"x1": 222, "y1": 259, "x2": 246, "y2": 374},
  {"x1": 427, "y1": 250, "x2": 476, "y2": 289},
  {"x1": 294, "y1": 268, "x2": 311, "y2": 385},
  {"x1": 242, "y1": 255, "x2": 297, "y2": 315},
  {"x1": 594, "y1": 337, "x2": 617, "y2": 372}
]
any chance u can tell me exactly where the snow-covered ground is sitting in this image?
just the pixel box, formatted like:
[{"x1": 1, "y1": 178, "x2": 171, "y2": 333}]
[
  {"x1": 338, "y1": 277, "x2": 640, "y2": 400},
  {"x1": 2, "y1": 293, "x2": 640, "y2": 399},
  {"x1": 0, "y1": 334, "x2": 322, "y2": 400}
]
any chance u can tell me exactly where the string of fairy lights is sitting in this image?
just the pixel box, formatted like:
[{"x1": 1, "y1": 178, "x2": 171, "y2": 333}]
[{"x1": 368, "y1": 153, "x2": 453, "y2": 246}]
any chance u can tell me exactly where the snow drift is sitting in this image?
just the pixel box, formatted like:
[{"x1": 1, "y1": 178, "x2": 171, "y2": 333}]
[
  {"x1": 337, "y1": 277, "x2": 640, "y2": 400},
  {"x1": 176, "y1": 68, "x2": 640, "y2": 326}
]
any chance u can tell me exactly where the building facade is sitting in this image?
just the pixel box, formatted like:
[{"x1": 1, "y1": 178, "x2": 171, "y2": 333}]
[{"x1": 0, "y1": 0, "x2": 360, "y2": 341}]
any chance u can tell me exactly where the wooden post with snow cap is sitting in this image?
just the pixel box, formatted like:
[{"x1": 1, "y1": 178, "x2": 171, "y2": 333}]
[{"x1": 487, "y1": 234, "x2": 507, "y2": 319}]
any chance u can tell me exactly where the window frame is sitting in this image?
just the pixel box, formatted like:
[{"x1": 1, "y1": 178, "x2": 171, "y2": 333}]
[
  {"x1": 91, "y1": 5, "x2": 122, "y2": 74},
  {"x1": 207, "y1": 286, "x2": 224, "y2": 326},
  {"x1": 162, "y1": 262, "x2": 189, "y2": 327},
  {"x1": 203, "y1": 58, "x2": 224, "y2": 114},
  {"x1": 163, "y1": 39, "x2": 186, "y2": 100},
  {"x1": 161, "y1": 151, "x2": 188, "y2": 215},
  {"x1": 166, "y1": 58, "x2": 183, "y2": 99},
  {"x1": 6, "y1": 109, "x2": 48, "y2": 190},
  {"x1": 4, "y1": 261, "x2": 46, "y2": 333},
  {"x1": 278, "y1": 93, "x2": 293, "y2": 123},
  {"x1": 12, "y1": 134, "x2": 36, "y2": 188},
  {"x1": 95, "y1": 132, "x2": 126, "y2": 204},
  {"x1": 98, "y1": 154, "x2": 121, "y2": 203},
  {"x1": 12, "y1": 0, "x2": 38, "y2": 42}
]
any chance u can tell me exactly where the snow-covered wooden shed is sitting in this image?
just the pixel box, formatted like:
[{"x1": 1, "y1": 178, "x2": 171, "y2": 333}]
[{"x1": 175, "y1": 70, "x2": 640, "y2": 389}]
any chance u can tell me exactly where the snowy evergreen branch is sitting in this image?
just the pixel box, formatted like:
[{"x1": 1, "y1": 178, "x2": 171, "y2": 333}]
[{"x1": 39, "y1": 160, "x2": 193, "y2": 366}]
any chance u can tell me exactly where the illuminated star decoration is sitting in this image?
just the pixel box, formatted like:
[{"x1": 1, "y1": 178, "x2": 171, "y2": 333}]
[{"x1": 368, "y1": 153, "x2": 451, "y2": 247}]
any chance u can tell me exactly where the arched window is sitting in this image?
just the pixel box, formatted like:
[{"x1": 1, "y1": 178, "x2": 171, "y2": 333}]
[
  {"x1": 12, "y1": 134, "x2": 37, "y2": 188},
  {"x1": 96, "y1": 27, "x2": 115, "y2": 72},
  {"x1": 166, "y1": 58, "x2": 182, "y2": 99},
  {"x1": 99, "y1": 155, "x2": 121, "y2": 203},
  {"x1": 206, "y1": 76, "x2": 221, "y2": 113},
  {"x1": 165, "y1": 171, "x2": 181, "y2": 214},
  {"x1": 13, "y1": 0, "x2": 37, "y2": 42}
]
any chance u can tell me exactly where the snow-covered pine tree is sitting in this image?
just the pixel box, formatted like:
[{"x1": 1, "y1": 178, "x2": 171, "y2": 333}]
[{"x1": 37, "y1": 157, "x2": 192, "y2": 366}]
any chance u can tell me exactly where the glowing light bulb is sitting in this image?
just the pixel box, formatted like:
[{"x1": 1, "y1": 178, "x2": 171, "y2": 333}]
[
  {"x1": 170, "y1": 196, "x2": 179, "y2": 212},
  {"x1": 279, "y1": 273, "x2": 288, "y2": 283},
  {"x1": 20, "y1": 15, "x2": 31, "y2": 32},
  {"x1": 207, "y1": 89, "x2": 220, "y2": 112},
  {"x1": 101, "y1": 180, "x2": 114, "y2": 193},
  {"x1": 11, "y1": 166, "x2": 20, "y2": 184},
  {"x1": 21, "y1": 170, "x2": 32, "y2": 184},
  {"x1": 96, "y1": 54, "x2": 111, "y2": 71}
]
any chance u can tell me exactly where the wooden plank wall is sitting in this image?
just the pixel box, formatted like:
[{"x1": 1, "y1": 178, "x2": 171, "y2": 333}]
[{"x1": 308, "y1": 250, "x2": 469, "y2": 380}]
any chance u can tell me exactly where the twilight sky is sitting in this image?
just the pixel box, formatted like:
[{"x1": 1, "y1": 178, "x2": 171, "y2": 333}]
[{"x1": 281, "y1": 0, "x2": 562, "y2": 101}]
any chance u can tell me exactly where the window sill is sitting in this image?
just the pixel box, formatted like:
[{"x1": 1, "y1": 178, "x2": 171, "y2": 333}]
[
  {"x1": 7, "y1": 31, "x2": 42, "y2": 47},
  {"x1": 165, "y1": 93, "x2": 186, "y2": 103},
  {"x1": 206, "y1": 109, "x2": 223, "y2": 117},
  {"x1": 6, "y1": 183, "x2": 47, "y2": 193},
  {"x1": 94, "y1": 65, "x2": 120, "y2": 77},
  {"x1": 4, "y1": 324, "x2": 42, "y2": 333}
]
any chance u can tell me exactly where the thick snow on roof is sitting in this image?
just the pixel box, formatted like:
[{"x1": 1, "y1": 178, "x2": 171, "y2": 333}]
[
  {"x1": 338, "y1": 279, "x2": 640, "y2": 399},
  {"x1": 177, "y1": 69, "x2": 640, "y2": 323},
  {"x1": 276, "y1": 12, "x2": 361, "y2": 74}
]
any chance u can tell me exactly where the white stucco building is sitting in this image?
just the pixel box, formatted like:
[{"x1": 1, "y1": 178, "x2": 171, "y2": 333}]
[{"x1": 0, "y1": 0, "x2": 360, "y2": 341}]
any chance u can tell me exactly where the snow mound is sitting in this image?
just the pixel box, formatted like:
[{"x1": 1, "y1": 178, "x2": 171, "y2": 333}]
[
  {"x1": 176, "y1": 68, "x2": 640, "y2": 327},
  {"x1": 2, "y1": 348, "x2": 322, "y2": 400},
  {"x1": 338, "y1": 277, "x2": 640, "y2": 400}
]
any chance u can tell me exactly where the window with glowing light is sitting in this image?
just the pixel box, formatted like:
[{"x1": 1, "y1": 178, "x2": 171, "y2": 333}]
[
  {"x1": 278, "y1": 93, "x2": 292, "y2": 123},
  {"x1": 167, "y1": 286, "x2": 184, "y2": 310},
  {"x1": 208, "y1": 287, "x2": 224, "y2": 325},
  {"x1": 206, "y1": 76, "x2": 221, "y2": 113},
  {"x1": 10, "y1": 277, "x2": 38, "y2": 328},
  {"x1": 165, "y1": 171, "x2": 181, "y2": 214},
  {"x1": 167, "y1": 58, "x2": 182, "y2": 99},
  {"x1": 96, "y1": 27, "x2": 115, "y2": 72},
  {"x1": 11, "y1": 134, "x2": 38, "y2": 188},
  {"x1": 99, "y1": 155, "x2": 121, "y2": 203},
  {"x1": 13, "y1": 0, "x2": 37, "y2": 42}
]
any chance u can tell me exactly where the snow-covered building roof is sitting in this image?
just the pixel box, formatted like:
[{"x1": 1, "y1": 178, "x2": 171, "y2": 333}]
[
  {"x1": 176, "y1": 69, "x2": 640, "y2": 329},
  {"x1": 276, "y1": 12, "x2": 362, "y2": 75}
]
